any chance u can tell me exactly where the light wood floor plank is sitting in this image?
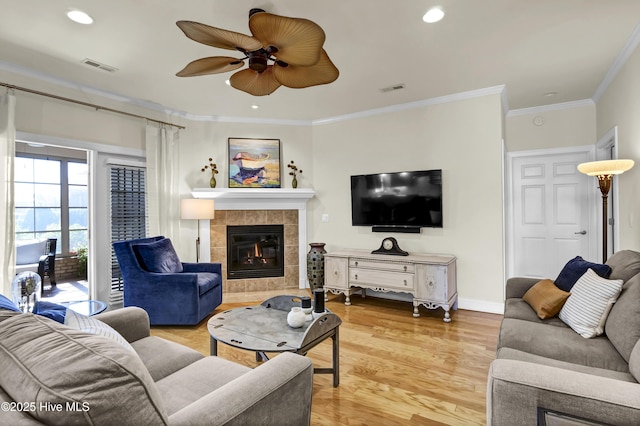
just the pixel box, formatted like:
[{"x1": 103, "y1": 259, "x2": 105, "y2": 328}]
[{"x1": 150, "y1": 290, "x2": 502, "y2": 425}]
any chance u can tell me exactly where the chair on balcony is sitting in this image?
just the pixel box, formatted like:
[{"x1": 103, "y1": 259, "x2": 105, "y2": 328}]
[
  {"x1": 113, "y1": 236, "x2": 223, "y2": 325},
  {"x1": 15, "y1": 238, "x2": 57, "y2": 296}
]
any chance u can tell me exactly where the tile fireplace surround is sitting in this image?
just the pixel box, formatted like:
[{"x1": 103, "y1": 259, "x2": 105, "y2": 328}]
[{"x1": 191, "y1": 188, "x2": 315, "y2": 293}]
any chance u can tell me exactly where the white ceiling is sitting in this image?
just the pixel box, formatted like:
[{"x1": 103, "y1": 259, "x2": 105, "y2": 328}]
[{"x1": 0, "y1": 0, "x2": 639, "y2": 123}]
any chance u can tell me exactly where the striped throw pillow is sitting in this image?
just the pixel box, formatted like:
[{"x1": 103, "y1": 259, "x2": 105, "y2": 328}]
[
  {"x1": 65, "y1": 309, "x2": 135, "y2": 351},
  {"x1": 559, "y1": 268, "x2": 623, "y2": 338}
]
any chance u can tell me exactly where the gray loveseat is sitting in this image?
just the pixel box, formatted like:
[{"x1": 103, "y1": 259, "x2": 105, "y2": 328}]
[
  {"x1": 0, "y1": 306, "x2": 313, "y2": 425},
  {"x1": 487, "y1": 250, "x2": 640, "y2": 425}
]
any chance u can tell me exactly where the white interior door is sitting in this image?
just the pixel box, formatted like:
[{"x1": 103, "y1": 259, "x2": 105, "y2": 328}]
[{"x1": 509, "y1": 149, "x2": 595, "y2": 279}]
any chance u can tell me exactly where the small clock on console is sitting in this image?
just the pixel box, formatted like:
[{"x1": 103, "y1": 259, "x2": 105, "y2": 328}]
[{"x1": 371, "y1": 237, "x2": 409, "y2": 256}]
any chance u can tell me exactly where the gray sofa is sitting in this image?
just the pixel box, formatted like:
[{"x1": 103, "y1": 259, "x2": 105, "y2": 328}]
[
  {"x1": 0, "y1": 306, "x2": 313, "y2": 425},
  {"x1": 487, "y1": 250, "x2": 640, "y2": 425}
]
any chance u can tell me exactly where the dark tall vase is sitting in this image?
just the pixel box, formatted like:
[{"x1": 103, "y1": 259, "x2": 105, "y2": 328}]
[{"x1": 307, "y1": 243, "x2": 327, "y2": 291}]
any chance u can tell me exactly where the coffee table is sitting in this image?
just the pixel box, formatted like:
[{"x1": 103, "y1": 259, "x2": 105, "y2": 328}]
[{"x1": 208, "y1": 295, "x2": 342, "y2": 387}]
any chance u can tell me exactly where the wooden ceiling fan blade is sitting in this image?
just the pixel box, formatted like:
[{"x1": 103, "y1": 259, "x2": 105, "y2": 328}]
[
  {"x1": 229, "y1": 67, "x2": 282, "y2": 96},
  {"x1": 273, "y1": 50, "x2": 339, "y2": 88},
  {"x1": 249, "y1": 12, "x2": 325, "y2": 66},
  {"x1": 177, "y1": 20, "x2": 262, "y2": 52},
  {"x1": 176, "y1": 57, "x2": 245, "y2": 77}
]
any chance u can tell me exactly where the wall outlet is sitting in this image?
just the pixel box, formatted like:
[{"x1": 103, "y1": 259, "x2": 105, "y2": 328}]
[{"x1": 321, "y1": 214, "x2": 329, "y2": 223}]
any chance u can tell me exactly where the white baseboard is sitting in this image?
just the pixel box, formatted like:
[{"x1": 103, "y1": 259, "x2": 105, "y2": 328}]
[
  {"x1": 363, "y1": 290, "x2": 505, "y2": 315},
  {"x1": 457, "y1": 297, "x2": 504, "y2": 315}
]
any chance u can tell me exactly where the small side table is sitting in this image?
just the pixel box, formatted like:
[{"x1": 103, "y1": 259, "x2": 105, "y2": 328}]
[{"x1": 64, "y1": 300, "x2": 108, "y2": 316}]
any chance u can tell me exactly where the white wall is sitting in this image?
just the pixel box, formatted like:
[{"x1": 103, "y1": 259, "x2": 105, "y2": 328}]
[
  {"x1": 12, "y1": 89, "x2": 146, "y2": 151},
  {"x1": 7, "y1": 80, "x2": 507, "y2": 311},
  {"x1": 176, "y1": 121, "x2": 313, "y2": 260},
  {"x1": 596, "y1": 44, "x2": 640, "y2": 251},
  {"x1": 505, "y1": 104, "x2": 596, "y2": 152},
  {"x1": 310, "y1": 94, "x2": 506, "y2": 310}
]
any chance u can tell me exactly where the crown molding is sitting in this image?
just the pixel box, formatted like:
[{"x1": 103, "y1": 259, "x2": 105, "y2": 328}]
[
  {"x1": 312, "y1": 85, "x2": 507, "y2": 126},
  {"x1": 593, "y1": 22, "x2": 640, "y2": 103},
  {"x1": 500, "y1": 85, "x2": 510, "y2": 116},
  {"x1": 506, "y1": 99, "x2": 595, "y2": 118},
  {"x1": 4, "y1": 47, "x2": 618, "y2": 127},
  {"x1": 179, "y1": 112, "x2": 312, "y2": 126},
  {"x1": 0, "y1": 60, "x2": 134, "y2": 104},
  {"x1": 0, "y1": 59, "x2": 507, "y2": 127}
]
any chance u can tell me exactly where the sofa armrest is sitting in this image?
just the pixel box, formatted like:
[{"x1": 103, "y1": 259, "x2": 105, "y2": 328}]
[
  {"x1": 124, "y1": 271, "x2": 201, "y2": 300},
  {"x1": 169, "y1": 352, "x2": 313, "y2": 426},
  {"x1": 487, "y1": 359, "x2": 640, "y2": 426},
  {"x1": 505, "y1": 277, "x2": 540, "y2": 299},
  {"x1": 181, "y1": 262, "x2": 222, "y2": 274},
  {"x1": 94, "y1": 306, "x2": 151, "y2": 343}
]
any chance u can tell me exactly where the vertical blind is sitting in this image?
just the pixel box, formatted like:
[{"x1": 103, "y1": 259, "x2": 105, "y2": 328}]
[{"x1": 110, "y1": 166, "x2": 147, "y2": 302}]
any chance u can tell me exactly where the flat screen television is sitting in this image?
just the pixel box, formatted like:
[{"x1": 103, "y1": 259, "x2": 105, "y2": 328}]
[{"x1": 350, "y1": 169, "x2": 443, "y2": 230}]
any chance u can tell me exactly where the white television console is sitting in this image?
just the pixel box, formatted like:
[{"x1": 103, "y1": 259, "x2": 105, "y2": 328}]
[{"x1": 324, "y1": 249, "x2": 457, "y2": 322}]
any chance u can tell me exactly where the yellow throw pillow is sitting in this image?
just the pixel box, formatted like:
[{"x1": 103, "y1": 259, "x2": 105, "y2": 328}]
[{"x1": 523, "y1": 279, "x2": 571, "y2": 319}]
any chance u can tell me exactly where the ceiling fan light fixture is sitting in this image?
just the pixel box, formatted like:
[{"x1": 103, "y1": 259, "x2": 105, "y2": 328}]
[
  {"x1": 66, "y1": 9, "x2": 94, "y2": 25},
  {"x1": 423, "y1": 7, "x2": 445, "y2": 23},
  {"x1": 249, "y1": 8, "x2": 266, "y2": 18},
  {"x1": 248, "y1": 53, "x2": 268, "y2": 73},
  {"x1": 176, "y1": 9, "x2": 338, "y2": 95}
]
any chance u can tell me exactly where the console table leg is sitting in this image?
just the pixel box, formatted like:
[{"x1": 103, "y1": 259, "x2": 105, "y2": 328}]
[
  {"x1": 443, "y1": 308, "x2": 451, "y2": 323},
  {"x1": 344, "y1": 293, "x2": 351, "y2": 306},
  {"x1": 412, "y1": 302, "x2": 420, "y2": 318}
]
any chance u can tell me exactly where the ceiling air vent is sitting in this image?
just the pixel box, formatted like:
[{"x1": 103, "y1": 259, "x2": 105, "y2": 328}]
[
  {"x1": 81, "y1": 58, "x2": 118, "y2": 72},
  {"x1": 379, "y1": 83, "x2": 405, "y2": 93}
]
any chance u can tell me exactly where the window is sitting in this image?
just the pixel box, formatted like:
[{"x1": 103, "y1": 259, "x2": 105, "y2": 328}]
[
  {"x1": 68, "y1": 162, "x2": 89, "y2": 251},
  {"x1": 14, "y1": 156, "x2": 88, "y2": 255},
  {"x1": 110, "y1": 165, "x2": 147, "y2": 297}
]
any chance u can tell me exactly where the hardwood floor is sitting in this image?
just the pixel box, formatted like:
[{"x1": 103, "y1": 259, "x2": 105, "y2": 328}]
[{"x1": 150, "y1": 290, "x2": 502, "y2": 425}]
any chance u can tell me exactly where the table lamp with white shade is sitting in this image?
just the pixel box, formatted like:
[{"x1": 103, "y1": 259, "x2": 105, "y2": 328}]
[
  {"x1": 577, "y1": 159, "x2": 634, "y2": 263},
  {"x1": 180, "y1": 198, "x2": 215, "y2": 262}
]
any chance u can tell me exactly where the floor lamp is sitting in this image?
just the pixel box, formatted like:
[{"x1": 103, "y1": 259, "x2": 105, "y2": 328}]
[
  {"x1": 180, "y1": 198, "x2": 215, "y2": 262},
  {"x1": 577, "y1": 159, "x2": 634, "y2": 263}
]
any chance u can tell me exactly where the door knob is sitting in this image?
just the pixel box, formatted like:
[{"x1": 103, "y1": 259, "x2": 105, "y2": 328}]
[{"x1": 574, "y1": 230, "x2": 587, "y2": 235}]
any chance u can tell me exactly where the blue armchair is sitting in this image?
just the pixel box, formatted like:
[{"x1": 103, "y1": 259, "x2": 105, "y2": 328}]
[{"x1": 113, "y1": 236, "x2": 222, "y2": 325}]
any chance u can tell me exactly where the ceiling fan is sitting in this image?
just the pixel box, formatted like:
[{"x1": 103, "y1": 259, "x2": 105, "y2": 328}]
[{"x1": 176, "y1": 8, "x2": 339, "y2": 96}]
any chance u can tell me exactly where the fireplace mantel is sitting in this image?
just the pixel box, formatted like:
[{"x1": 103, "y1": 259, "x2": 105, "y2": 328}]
[
  {"x1": 191, "y1": 188, "x2": 315, "y2": 288},
  {"x1": 191, "y1": 188, "x2": 315, "y2": 210}
]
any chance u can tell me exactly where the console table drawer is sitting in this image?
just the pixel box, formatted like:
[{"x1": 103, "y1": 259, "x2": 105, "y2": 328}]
[
  {"x1": 349, "y1": 269, "x2": 414, "y2": 290},
  {"x1": 349, "y1": 259, "x2": 415, "y2": 273}
]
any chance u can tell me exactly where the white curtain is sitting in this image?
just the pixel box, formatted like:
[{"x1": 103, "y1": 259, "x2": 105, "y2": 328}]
[
  {"x1": 145, "y1": 123, "x2": 180, "y2": 242},
  {"x1": 0, "y1": 90, "x2": 16, "y2": 296}
]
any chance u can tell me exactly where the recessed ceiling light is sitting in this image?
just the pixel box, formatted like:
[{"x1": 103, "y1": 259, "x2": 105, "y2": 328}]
[
  {"x1": 423, "y1": 7, "x2": 445, "y2": 23},
  {"x1": 251, "y1": 104, "x2": 259, "y2": 109},
  {"x1": 543, "y1": 91, "x2": 558, "y2": 97},
  {"x1": 225, "y1": 79, "x2": 231, "y2": 86},
  {"x1": 66, "y1": 9, "x2": 93, "y2": 25}
]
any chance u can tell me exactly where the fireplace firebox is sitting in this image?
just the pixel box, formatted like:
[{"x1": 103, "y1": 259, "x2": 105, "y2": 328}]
[{"x1": 227, "y1": 225, "x2": 284, "y2": 279}]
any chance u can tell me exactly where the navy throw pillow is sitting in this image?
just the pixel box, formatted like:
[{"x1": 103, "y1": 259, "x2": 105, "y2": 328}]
[
  {"x1": 133, "y1": 238, "x2": 183, "y2": 273},
  {"x1": 0, "y1": 294, "x2": 20, "y2": 312},
  {"x1": 555, "y1": 256, "x2": 612, "y2": 292},
  {"x1": 32, "y1": 301, "x2": 68, "y2": 323}
]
